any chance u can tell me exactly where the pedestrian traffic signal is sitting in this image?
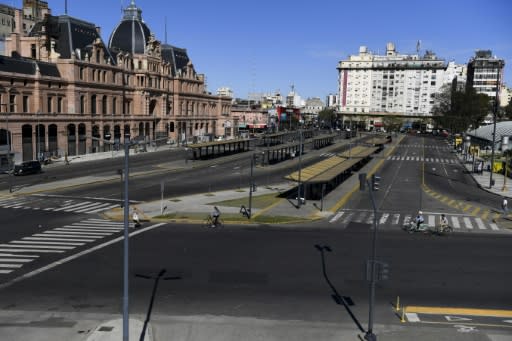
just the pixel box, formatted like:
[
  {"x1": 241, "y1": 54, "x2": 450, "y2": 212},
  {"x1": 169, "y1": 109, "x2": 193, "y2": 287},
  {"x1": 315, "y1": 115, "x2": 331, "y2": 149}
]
[{"x1": 371, "y1": 174, "x2": 381, "y2": 191}]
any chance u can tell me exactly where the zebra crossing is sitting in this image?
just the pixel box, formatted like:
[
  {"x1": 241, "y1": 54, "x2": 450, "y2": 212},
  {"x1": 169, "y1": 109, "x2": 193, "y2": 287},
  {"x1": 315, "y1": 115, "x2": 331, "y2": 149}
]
[
  {"x1": 386, "y1": 155, "x2": 458, "y2": 164},
  {"x1": 329, "y1": 209, "x2": 501, "y2": 232},
  {"x1": 0, "y1": 218, "x2": 133, "y2": 275},
  {"x1": 0, "y1": 196, "x2": 120, "y2": 214},
  {"x1": 395, "y1": 144, "x2": 450, "y2": 149}
]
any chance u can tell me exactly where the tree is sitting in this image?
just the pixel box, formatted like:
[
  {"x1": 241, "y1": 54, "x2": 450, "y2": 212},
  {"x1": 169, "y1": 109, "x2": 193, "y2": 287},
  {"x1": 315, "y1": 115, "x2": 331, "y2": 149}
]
[
  {"x1": 504, "y1": 102, "x2": 512, "y2": 120},
  {"x1": 382, "y1": 116, "x2": 403, "y2": 132},
  {"x1": 317, "y1": 108, "x2": 337, "y2": 128},
  {"x1": 432, "y1": 85, "x2": 490, "y2": 133}
]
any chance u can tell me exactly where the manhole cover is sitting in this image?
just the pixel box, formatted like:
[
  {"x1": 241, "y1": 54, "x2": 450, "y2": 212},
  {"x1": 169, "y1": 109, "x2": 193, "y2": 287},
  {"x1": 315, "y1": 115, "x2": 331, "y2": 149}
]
[{"x1": 98, "y1": 326, "x2": 114, "y2": 332}]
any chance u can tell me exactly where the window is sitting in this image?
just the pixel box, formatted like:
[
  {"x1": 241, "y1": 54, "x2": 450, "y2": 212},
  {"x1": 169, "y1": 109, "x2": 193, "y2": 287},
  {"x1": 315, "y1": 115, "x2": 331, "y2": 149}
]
[
  {"x1": 79, "y1": 67, "x2": 84, "y2": 80},
  {"x1": 23, "y1": 96, "x2": 29, "y2": 113},
  {"x1": 9, "y1": 94, "x2": 16, "y2": 112},
  {"x1": 58, "y1": 97, "x2": 63, "y2": 113},
  {"x1": 113, "y1": 97, "x2": 117, "y2": 115},
  {"x1": 47, "y1": 96, "x2": 52, "y2": 113},
  {"x1": 80, "y1": 96, "x2": 85, "y2": 114},
  {"x1": 102, "y1": 96, "x2": 107, "y2": 115},
  {"x1": 91, "y1": 95, "x2": 97, "y2": 114},
  {"x1": 31, "y1": 44, "x2": 36, "y2": 59}
]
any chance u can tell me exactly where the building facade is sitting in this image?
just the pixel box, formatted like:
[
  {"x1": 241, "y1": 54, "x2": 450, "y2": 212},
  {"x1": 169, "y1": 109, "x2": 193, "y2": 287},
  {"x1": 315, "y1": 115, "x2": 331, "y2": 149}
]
[
  {"x1": 466, "y1": 50, "x2": 505, "y2": 104},
  {"x1": 337, "y1": 43, "x2": 448, "y2": 117},
  {"x1": 0, "y1": 0, "x2": 231, "y2": 166}
]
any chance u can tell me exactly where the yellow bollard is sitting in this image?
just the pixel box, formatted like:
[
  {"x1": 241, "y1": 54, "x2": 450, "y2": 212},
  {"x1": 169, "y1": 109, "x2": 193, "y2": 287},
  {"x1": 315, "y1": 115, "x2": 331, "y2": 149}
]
[
  {"x1": 401, "y1": 307, "x2": 406, "y2": 323},
  {"x1": 395, "y1": 296, "x2": 400, "y2": 311}
]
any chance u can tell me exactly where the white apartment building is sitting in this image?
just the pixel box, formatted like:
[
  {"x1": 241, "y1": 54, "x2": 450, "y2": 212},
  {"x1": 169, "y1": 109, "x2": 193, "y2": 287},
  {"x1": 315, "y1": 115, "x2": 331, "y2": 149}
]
[
  {"x1": 466, "y1": 50, "x2": 505, "y2": 103},
  {"x1": 443, "y1": 61, "x2": 467, "y2": 90},
  {"x1": 500, "y1": 85, "x2": 511, "y2": 107},
  {"x1": 326, "y1": 93, "x2": 339, "y2": 108},
  {"x1": 337, "y1": 43, "x2": 449, "y2": 116},
  {"x1": 217, "y1": 87, "x2": 234, "y2": 98}
]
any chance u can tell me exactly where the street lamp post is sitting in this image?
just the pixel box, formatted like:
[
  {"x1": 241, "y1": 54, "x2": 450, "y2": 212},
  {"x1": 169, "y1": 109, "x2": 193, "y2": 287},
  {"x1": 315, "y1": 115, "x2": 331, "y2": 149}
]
[
  {"x1": 297, "y1": 123, "x2": 303, "y2": 206},
  {"x1": 122, "y1": 140, "x2": 130, "y2": 341},
  {"x1": 489, "y1": 69, "x2": 501, "y2": 189}
]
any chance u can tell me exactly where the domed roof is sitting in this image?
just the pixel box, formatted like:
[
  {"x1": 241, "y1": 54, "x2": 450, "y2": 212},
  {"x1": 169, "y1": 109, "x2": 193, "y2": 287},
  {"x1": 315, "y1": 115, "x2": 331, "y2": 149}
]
[{"x1": 108, "y1": 0, "x2": 152, "y2": 54}]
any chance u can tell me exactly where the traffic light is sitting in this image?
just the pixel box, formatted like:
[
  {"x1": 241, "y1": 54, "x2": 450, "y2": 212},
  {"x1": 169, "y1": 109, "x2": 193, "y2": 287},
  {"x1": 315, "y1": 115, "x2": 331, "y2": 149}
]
[
  {"x1": 359, "y1": 173, "x2": 367, "y2": 191},
  {"x1": 371, "y1": 174, "x2": 381, "y2": 191}
]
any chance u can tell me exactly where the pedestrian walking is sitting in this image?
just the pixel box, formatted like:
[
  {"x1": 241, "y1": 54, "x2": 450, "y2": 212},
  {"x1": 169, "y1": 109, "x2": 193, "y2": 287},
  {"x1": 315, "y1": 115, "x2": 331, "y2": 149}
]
[
  {"x1": 502, "y1": 198, "x2": 508, "y2": 218},
  {"x1": 132, "y1": 208, "x2": 141, "y2": 228}
]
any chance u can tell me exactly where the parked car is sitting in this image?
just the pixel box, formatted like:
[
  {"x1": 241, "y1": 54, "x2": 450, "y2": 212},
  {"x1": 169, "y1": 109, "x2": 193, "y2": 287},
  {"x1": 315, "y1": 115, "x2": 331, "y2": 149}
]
[{"x1": 13, "y1": 160, "x2": 42, "y2": 176}]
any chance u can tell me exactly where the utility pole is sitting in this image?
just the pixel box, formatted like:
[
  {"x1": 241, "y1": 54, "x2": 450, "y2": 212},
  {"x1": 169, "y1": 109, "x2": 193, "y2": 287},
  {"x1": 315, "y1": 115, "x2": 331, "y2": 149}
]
[
  {"x1": 489, "y1": 68, "x2": 501, "y2": 189},
  {"x1": 359, "y1": 173, "x2": 384, "y2": 341},
  {"x1": 122, "y1": 139, "x2": 131, "y2": 341}
]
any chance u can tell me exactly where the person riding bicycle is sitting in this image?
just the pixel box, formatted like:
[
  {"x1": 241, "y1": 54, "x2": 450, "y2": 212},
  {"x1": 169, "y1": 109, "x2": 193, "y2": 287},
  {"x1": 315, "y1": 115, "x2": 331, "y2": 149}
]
[
  {"x1": 211, "y1": 206, "x2": 221, "y2": 228},
  {"x1": 439, "y1": 214, "x2": 448, "y2": 233},
  {"x1": 415, "y1": 211, "x2": 425, "y2": 230}
]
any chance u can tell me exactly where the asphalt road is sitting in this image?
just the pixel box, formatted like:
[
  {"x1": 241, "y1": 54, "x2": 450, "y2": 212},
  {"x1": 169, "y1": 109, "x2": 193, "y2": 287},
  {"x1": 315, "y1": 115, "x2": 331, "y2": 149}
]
[
  {"x1": 0, "y1": 223, "x2": 510, "y2": 329},
  {"x1": 1, "y1": 133, "x2": 511, "y2": 340}
]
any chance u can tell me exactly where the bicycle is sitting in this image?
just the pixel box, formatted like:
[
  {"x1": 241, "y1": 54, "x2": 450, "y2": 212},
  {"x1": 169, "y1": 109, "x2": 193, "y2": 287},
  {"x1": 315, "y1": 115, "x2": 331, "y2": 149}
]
[{"x1": 204, "y1": 215, "x2": 224, "y2": 228}]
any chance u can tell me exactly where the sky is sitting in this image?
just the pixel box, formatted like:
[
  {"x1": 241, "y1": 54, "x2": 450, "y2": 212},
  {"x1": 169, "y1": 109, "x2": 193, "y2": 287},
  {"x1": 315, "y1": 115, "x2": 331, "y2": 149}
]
[{"x1": 20, "y1": 0, "x2": 512, "y2": 101}]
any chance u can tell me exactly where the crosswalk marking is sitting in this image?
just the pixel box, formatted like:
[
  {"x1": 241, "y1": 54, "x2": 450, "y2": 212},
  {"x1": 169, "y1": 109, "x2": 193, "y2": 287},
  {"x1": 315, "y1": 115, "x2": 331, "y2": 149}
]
[
  {"x1": 386, "y1": 155, "x2": 456, "y2": 164},
  {"x1": 428, "y1": 215, "x2": 435, "y2": 227},
  {"x1": 451, "y1": 216, "x2": 460, "y2": 228},
  {"x1": 11, "y1": 240, "x2": 85, "y2": 246},
  {"x1": 329, "y1": 211, "x2": 344, "y2": 223},
  {"x1": 489, "y1": 223, "x2": 499, "y2": 230},
  {"x1": 0, "y1": 197, "x2": 120, "y2": 214},
  {"x1": 475, "y1": 218, "x2": 486, "y2": 230},
  {"x1": 463, "y1": 217, "x2": 473, "y2": 229},
  {"x1": 330, "y1": 210, "x2": 502, "y2": 232},
  {"x1": 1, "y1": 218, "x2": 135, "y2": 276},
  {"x1": 23, "y1": 237, "x2": 94, "y2": 242},
  {"x1": 379, "y1": 213, "x2": 389, "y2": 224}
]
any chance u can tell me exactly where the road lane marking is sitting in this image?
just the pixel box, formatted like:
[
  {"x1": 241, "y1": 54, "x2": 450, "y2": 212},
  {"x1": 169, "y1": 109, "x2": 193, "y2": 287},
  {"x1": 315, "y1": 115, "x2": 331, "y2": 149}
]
[
  {"x1": 379, "y1": 213, "x2": 389, "y2": 224},
  {"x1": 428, "y1": 215, "x2": 435, "y2": 227},
  {"x1": 400, "y1": 214, "x2": 408, "y2": 225},
  {"x1": 0, "y1": 223, "x2": 165, "y2": 289},
  {"x1": 405, "y1": 313, "x2": 420, "y2": 322}
]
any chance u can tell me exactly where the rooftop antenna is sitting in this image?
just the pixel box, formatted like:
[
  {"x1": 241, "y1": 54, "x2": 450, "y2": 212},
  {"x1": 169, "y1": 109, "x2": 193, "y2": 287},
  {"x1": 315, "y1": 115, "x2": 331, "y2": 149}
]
[
  {"x1": 64, "y1": 0, "x2": 67, "y2": 15},
  {"x1": 416, "y1": 40, "x2": 421, "y2": 54}
]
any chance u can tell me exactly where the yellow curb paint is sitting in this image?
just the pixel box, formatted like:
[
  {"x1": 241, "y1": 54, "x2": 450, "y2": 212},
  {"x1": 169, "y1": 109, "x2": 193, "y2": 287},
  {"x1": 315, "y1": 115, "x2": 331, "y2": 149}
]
[
  {"x1": 493, "y1": 213, "x2": 501, "y2": 220},
  {"x1": 440, "y1": 197, "x2": 450, "y2": 203},
  {"x1": 448, "y1": 199, "x2": 456, "y2": 205},
  {"x1": 481, "y1": 210, "x2": 490, "y2": 220},
  {"x1": 404, "y1": 306, "x2": 512, "y2": 318},
  {"x1": 471, "y1": 207, "x2": 481, "y2": 216},
  {"x1": 463, "y1": 204, "x2": 472, "y2": 212},
  {"x1": 330, "y1": 135, "x2": 405, "y2": 213}
]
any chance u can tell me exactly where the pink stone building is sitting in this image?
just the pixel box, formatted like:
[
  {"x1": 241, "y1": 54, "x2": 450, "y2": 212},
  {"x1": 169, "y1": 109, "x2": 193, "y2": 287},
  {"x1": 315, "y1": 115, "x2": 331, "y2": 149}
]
[{"x1": 0, "y1": 0, "x2": 232, "y2": 166}]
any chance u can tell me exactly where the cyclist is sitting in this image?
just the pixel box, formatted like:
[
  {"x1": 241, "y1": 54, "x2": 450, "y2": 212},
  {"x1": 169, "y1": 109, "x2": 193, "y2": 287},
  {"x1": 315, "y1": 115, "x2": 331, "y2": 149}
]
[
  {"x1": 210, "y1": 206, "x2": 221, "y2": 228},
  {"x1": 439, "y1": 214, "x2": 448, "y2": 233},
  {"x1": 415, "y1": 211, "x2": 424, "y2": 230}
]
